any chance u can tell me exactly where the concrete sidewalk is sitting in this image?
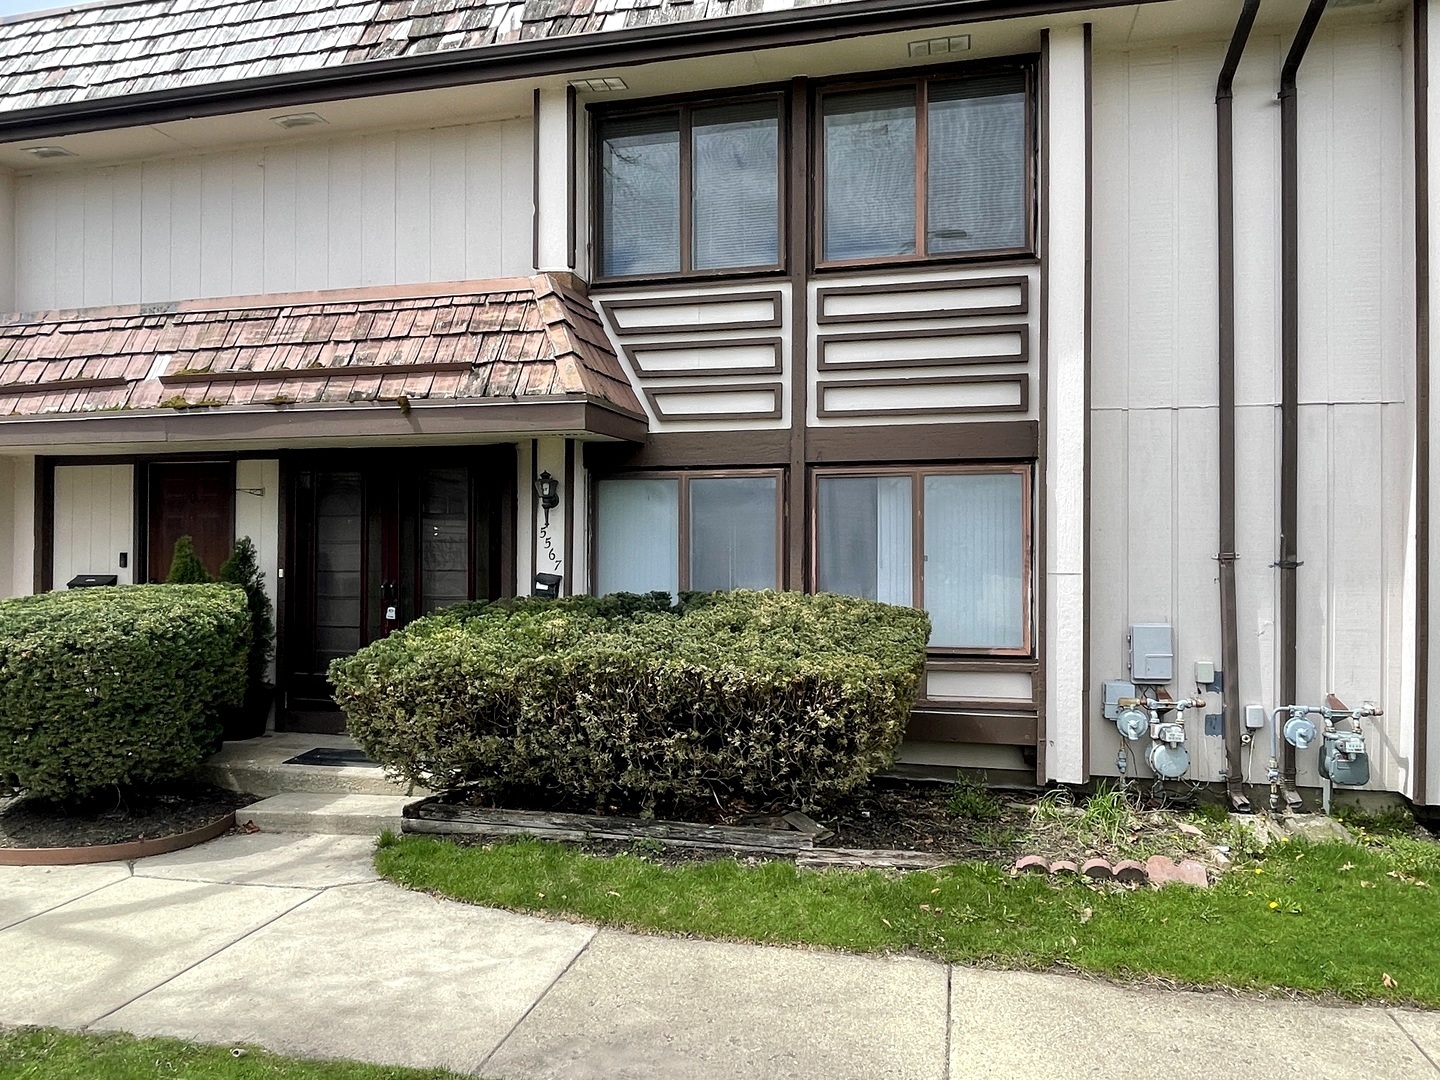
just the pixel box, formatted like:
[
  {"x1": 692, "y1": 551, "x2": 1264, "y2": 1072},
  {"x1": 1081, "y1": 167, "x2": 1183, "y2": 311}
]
[{"x1": 0, "y1": 833, "x2": 1436, "y2": 1079}]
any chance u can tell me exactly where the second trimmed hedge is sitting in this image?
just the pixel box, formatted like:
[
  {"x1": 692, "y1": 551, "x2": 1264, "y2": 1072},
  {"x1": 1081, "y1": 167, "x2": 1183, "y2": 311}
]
[{"x1": 330, "y1": 590, "x2": 930, "y2": 811}]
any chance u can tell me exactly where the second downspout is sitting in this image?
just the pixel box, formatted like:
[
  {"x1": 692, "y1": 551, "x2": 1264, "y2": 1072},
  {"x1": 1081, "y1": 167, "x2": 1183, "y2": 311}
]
[
  {"x1": 1278, "y1": 0, "x2": 1329, "y2": 808},
  {"x1": 1217, "y1": 0, "x2": 1261, "y2": 814}
]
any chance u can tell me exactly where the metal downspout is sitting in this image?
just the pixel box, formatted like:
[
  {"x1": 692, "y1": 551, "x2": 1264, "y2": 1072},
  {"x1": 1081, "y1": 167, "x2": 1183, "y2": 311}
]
[
  {"x1": 1279, "y1": 0, "x2": 1329, "y2": 806},
  {"x1": 1217, "y1": 0, "x2": 1261, "y2": 814}
]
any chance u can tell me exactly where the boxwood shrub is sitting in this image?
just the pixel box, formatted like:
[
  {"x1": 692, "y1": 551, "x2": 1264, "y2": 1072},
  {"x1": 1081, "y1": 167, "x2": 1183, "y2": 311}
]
[
  {"x1": 0, "y1": 585, "x2": 249, "y2": 801},
  {"x1": 330, "y1": 590, "x2": 930, "y2": 811}
]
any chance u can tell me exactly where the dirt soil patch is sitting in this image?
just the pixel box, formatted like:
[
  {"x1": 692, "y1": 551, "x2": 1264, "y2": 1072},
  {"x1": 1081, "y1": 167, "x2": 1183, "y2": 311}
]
[{"x1": 0, "y1": 782, "x2": 258, "y2": 849}]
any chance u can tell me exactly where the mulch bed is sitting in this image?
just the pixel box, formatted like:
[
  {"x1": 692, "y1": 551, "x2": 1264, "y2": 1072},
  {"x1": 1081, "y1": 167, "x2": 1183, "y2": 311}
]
[{"x1": 0, "y1": 782, "x2": 258, "y2": 849}]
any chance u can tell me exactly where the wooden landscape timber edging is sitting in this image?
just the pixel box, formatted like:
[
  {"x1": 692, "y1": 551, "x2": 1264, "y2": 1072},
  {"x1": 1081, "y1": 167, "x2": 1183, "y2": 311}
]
[
  {"x1": 794, "y1": 849, "x2": 958, "y2": 871},
  {"x1": 0, "y1": 811, "x2": 235, "y2": 866},
  {"x1": 403, "y1": 798, "x2": 816, "y2": 855}
]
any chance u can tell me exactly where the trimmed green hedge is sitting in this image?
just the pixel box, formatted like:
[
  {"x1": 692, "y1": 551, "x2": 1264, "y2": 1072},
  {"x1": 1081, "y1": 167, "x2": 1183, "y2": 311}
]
[
  {"x1": 0, "y1": 585, "x2": 249, "y2": 800},
  {"x1": 330, "y1": 590, "x2": 930, "y2": 811}
]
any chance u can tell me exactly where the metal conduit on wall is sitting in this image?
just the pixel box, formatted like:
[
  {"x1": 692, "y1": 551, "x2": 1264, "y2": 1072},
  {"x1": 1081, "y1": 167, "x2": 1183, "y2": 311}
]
[{"x1": 1215, "y1": 0, "x2": 1261, "y2": 813}]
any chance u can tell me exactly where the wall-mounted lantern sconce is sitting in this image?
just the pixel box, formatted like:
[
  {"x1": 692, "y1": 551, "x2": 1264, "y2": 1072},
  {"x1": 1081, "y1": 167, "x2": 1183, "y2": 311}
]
[{"x1": 534, "y1": 471, "x2": 561, "y2": 526}]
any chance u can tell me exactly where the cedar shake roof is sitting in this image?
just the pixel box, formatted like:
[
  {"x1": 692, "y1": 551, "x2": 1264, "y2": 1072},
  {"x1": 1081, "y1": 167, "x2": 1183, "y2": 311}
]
[
  {"x1": 0, "y1": 0, "x2": 859, "y2": 116},
  {"x1": 0, "y1": 275, "x2": 644, "y2": 421}
]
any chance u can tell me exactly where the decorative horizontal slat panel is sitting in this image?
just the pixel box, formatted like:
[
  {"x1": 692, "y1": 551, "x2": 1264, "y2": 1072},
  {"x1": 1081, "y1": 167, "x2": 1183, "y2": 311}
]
[
  {"x1": 817, "y1": 375, "x2": 1027, "y2": 417},
  {"x1": 819, "y1": 325, "x2": 1027, "y2": 370},
  {"x1": 623, "y1": 337, "x2": 783, "y2": 376},
  {"x1": 817, "y1": 276, "x2": 1028, "y2": 324},
  {"x1": 600, "y1": 291, "x2": 783, "y2": 334},
  {"x1": 926, "y1": 668, "x2": 1034, "y2": 702},
  {"x1": 644, "y1": 383, "x2": 783, "y2": 421}
]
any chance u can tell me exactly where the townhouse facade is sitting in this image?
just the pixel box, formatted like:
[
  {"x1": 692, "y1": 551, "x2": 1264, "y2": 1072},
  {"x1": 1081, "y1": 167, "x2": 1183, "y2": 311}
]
[{"x1": 0, "y1": 0, "x2": 1431, "y2": 809}]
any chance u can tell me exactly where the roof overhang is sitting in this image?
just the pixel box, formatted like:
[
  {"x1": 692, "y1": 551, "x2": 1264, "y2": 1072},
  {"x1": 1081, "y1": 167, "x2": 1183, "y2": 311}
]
[
  {"x1": 0, "y1": 396, "x2": 646, "y2": 454},
  {"x1": 0, "y1": 0, "x2": 1166, "y2": 143}
]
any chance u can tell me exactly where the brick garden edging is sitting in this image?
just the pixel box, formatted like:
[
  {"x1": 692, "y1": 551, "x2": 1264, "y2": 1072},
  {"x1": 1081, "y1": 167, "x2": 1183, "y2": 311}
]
[{"x1": 1011, "y1": 854, "x2": 1210, "y2": 887}]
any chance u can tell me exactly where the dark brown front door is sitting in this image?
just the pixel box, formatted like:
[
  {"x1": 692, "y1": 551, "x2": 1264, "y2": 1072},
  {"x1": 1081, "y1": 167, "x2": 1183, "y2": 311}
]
[
  {"x1": 148, "y1": 462, "x2": 236, "y2": 582},
  {"x1": 281, "y1": 453, "x2": 508, "y2": 733}
]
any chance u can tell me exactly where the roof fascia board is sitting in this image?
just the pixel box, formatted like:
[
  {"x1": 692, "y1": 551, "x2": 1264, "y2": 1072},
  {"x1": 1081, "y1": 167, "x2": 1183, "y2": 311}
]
[{"x1": 0, "y1": 0, "x2": 1159, "y2": 142}]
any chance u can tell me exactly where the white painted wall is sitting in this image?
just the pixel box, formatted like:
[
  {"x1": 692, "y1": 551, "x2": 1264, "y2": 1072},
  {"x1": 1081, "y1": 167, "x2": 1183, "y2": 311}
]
[
  {"x1": 52, "y1": 463, "x2": 133, "y2": 589},
  {"x1": 234, "y1": 458, "x2": 280, "y2": 681},
  {"x1": 535, "y1": 88, "x2": 572, "y2": 274},
  {"x1": 1044, "y1": 25, "x2": 1089, "y2": 784},
  {"x1": 1090, "y1": 21, "x2": 1413, "y2": 796},
  {"x1": 13, "y1": 117, "x2": 534, "y2": 311}
]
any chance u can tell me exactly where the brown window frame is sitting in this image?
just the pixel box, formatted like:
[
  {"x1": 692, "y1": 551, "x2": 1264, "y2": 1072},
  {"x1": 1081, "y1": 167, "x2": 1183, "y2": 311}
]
[
  {"x1": 809, "y1": 463, "x2": 1034, "y2": 658},
  {"x1": 590, "y1": 468, "x2": 787, "y2": 593},
  {"x1": 590, "y1": 91, "x2": 789, "y2": 286},
  {"x1": 813, "y1": 61, "x2": 1037, "y2": 271}
]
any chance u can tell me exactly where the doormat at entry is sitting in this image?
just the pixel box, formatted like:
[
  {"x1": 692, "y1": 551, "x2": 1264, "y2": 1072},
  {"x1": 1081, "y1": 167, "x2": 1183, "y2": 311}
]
[{"x1": 282, "y1": 748, "x2": 382, "y2": 769}]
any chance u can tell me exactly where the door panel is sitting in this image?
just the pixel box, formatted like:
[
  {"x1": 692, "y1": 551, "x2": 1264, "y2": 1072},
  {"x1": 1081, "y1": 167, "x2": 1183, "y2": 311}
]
[
  {"x1": 281, "y1": 454, "x2": 507, "y2": 733},
  {"x1": 148, "y1": 462, "x2": 235, "y2": 582}
]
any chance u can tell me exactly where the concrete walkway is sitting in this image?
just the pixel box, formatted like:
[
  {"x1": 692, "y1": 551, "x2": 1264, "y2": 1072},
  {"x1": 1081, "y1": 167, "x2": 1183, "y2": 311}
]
[{"x1": 1, "y1": 833, "x2": 1436, "y2": 1079}]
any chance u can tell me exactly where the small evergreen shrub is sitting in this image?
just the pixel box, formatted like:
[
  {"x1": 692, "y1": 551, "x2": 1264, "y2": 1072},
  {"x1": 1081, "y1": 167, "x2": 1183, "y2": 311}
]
[
  {"x1": 219, "y1": 536, "x2": 274, "y2": 688},
  {"x1": 165, "y1": 535, "x2": 212, "y2": 584},
  {"x1": 0, "y1": 585, "x2": 249, "y2": 800},
  {"x1": 330, "y1": 590, "x2": 930, "y2": 811}
]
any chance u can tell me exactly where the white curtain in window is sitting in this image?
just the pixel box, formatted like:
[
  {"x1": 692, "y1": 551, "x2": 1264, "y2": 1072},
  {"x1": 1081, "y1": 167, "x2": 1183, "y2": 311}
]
[
  {"x1": 817, "y1": 475, "x2": 913, "y2": 605},
  {"x1": 923, "y1": 473, "x2": 1024, "y2": 648},
  {"x1": 689, "y1": 476, "x2": 777, "y2": 590},
  {"x1": 596, "y1": 478, "x2": 680, "y2": 595}
]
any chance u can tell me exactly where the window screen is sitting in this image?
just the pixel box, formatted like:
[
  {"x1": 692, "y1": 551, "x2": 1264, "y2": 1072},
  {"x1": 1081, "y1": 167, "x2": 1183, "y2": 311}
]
[
  {"x1": 927, "y1": 75, "x2": 1028, "y2": 254},
  {"x1": 600, "y1": 114, "x2": 681, "y2": 277},
  {"x1": 822, "y1": 88, "x2": 917, "y2": 262},
  {"x1": 692, "y1": 102, "x2": 780, "y2": 271}
]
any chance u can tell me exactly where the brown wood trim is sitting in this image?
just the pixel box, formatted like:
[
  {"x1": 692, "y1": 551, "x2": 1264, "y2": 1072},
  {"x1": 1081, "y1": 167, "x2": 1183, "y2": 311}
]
[
  {"x1": 815, "y1": 274, "x2": 1030, "y2": 324},
  {"x1": 1034, "y1": 27, "x2": 1050, "y2": 786},
  {"x1": 622, "y1": 336, "x2": 784, "y2": 377},
  {"x1": 905, "y1": 709, "x2": 1039, "y2": 746},
  {"x1": 597, "y1": 289, "x2": 784, "y2": 334},
  {"x1": 566, "y1": 84, "x2": 578, "y2": 272},
  {"x1": 787, "y1": 77, "x2": 811, "y2": 592},
  {"x1": 564, "y1": 437, "x2": 576, "y2": 597},
  {"x1": 0, "y1": 2, "x2": 1170, "y2": 145},
  {"x1": 1, "y1": 376, "x2": 128, "y2": 396},
  {"x1": 159, "y1": 361, "x2": 475, "y2": 385},
  {"x1": 917, "y1": 696, "x2": 1035, "y2": 713},
  {"x1": 816, "y1": 323, "x2": 1029, "y2": 371},
  {"x1": 806, "y1": 419, "x2": 1037, "y2": 463},
  {"x1": 924, "y1": 656, "x2": 1040, "y2": 673},
  {"x1": 1418, "y1": 0, "x2": 1431, "y2": 807},
  {"x1": 34, "y1": 456, "x2": 52, "y2": 593},
  {"x1": 0, "y1": 399, "x2": 649, "y2": 448},
  {"x1": 532, "y1": 86, "x2": 542, "y2": 273},
  {"x1": 814, "y1": 373, "x2": 1028, "y2": 418},
  {"x1": 585, "y1": 429, "x2": 793, "y2": 470},
  {"x1": 643, "y1": 382, "x2": 783, "y2": 421}
]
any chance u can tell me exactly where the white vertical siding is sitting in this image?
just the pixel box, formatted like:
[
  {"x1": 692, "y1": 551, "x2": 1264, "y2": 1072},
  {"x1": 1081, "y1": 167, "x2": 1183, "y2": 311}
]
[
  {"x1": 1090, "y1": 21, "x2": 1414, "y2": 796},
  {"x1": 52, "y1": 464, "x2": 133, "y2": 589},
  {"x1": 1, "y1": 456, "x2": 35, "y2": 597},
  {"x1": 234, "y1": 459, "x2": 280, "y2": 682},
  {"x1": 12, "y1": 117, "x2": 534, "y2": 311}
]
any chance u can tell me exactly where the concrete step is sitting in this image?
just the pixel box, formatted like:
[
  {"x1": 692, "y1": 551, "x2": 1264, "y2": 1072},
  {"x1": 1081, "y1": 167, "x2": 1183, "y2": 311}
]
[
  {"x1": 237, "y1": 793, "x2": 419, "y2": 836},
  {"x1": 204, "y1": 733, "x2": 428, "y2": 799}
]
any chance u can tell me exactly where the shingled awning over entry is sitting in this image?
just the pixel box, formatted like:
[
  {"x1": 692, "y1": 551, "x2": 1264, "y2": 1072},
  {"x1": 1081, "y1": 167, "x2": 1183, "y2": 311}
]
[{"x1": 0, "y1": 275, "x2": 646, "y2": 447}]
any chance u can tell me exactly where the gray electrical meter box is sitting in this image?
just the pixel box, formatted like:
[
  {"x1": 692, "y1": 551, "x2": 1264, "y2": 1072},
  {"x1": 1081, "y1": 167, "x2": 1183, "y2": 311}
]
[{"x1": 1129, "y1": 624, "x2": 1175, "y2": 684}]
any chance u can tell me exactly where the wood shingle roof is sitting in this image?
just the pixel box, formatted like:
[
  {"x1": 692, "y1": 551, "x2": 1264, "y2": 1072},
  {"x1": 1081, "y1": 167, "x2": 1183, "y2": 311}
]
[{"x1": 0, "y1": 275, "x2": 643, "y2": 420}]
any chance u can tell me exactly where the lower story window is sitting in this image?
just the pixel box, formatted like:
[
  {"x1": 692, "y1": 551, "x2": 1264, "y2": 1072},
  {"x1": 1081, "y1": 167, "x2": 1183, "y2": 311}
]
[
  {"x1": 594, "y1": 472, "x2": 781, "y2": 594},
  {"x1": 815, "y1": 466, "x2": 1030, "y2": 653}
]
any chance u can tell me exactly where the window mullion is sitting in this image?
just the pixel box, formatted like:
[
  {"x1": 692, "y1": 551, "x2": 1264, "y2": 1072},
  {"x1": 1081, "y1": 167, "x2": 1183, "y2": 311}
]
[
  {"x1": 679, "y1": 105, "x2": 694, "y2": 274},
  {"x1": 914, "y1": 79, "x2": 928, "y2": 258},
  {"x1": 677, "y1": 474, "x2": 691, "y2": 592},
  {"x1": 912, "y1": 470, "x2": 924, "y2": 614}
]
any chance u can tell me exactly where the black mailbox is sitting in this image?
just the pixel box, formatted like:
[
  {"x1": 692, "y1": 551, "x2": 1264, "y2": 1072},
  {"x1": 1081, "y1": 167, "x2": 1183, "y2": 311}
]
[
  {"x1": 533, "y1": 573, "x2": 562, "y2": 599},
  {"x1": 67, "y1": 574, "x2": 118, "y2": 589}
]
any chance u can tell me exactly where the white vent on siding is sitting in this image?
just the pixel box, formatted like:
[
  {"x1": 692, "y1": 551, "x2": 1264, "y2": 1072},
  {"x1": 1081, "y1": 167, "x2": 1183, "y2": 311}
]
[
  {"x1": 907, "y1": 35, "x2": 971, "y2": 57},
  {"x1": 569, "y1": 77, "x2": 628, "y2": 92}
]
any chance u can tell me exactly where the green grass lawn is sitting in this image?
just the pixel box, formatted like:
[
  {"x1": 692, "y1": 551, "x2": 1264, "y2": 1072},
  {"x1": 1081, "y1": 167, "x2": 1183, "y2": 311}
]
[
  {"x1": 0, "y1": 1028, "x2": 470, "y2": 1080},
  {"x1": 375, "y1": 831, "x2": 1440, "y2": 1008}
]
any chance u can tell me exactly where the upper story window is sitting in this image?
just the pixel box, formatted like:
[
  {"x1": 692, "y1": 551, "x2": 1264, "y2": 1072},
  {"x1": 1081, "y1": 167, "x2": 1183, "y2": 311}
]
[
  {"x1": 596, "y1": 96, "x2": 784, "y2": 280},
  {"x1": 819, "y1": 70, "x2": 1031, "y2": 265}
]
